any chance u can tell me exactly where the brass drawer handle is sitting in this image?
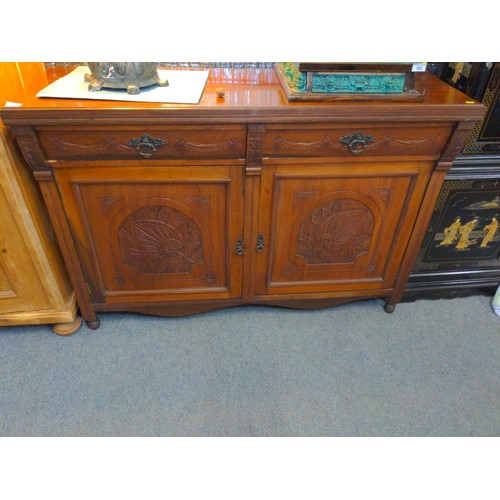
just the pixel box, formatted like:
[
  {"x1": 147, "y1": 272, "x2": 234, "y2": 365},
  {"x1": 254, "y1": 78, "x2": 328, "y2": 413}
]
[
  {"x1": 127, "y1": 134, "x2": 166, "y2": 158},
  {"x1": 339, "y1": 131, "x2": 374, "y2": 155}
]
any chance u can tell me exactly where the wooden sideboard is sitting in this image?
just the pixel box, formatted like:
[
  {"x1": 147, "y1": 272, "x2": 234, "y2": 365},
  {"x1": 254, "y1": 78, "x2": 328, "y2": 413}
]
[
  {"x1": 0, "y1": 65, "x2": 485, "y2": 329},
  {"x1": 0, "y1": 63, "x2": 80, "y2": 334}
]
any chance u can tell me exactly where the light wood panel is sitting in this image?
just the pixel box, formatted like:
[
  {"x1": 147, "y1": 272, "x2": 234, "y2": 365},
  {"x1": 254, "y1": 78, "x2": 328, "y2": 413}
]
[{"x1": 0, "y1": 63, "x2": 79, "y2": 334}]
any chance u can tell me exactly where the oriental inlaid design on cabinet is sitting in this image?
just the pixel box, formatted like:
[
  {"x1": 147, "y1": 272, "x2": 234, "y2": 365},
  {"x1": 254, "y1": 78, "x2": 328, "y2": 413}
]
[
  {"x1": 405, "y1": 63, "x2": 500, "y2": 300},
  {"x1": 407, "y1": 177, "x2": 500, "y2": 297},
  {"x1": 0, "y1": 65, "x2": 485, "y2": 329},
  {"x1": 427, "y1": 188, "x2": 500, "y2": 258}
]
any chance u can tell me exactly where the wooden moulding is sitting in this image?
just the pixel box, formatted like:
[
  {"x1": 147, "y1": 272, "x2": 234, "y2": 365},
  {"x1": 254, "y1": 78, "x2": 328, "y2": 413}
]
[{"x1": 275, "y1": 63, "x2": 424, "y2": 102}]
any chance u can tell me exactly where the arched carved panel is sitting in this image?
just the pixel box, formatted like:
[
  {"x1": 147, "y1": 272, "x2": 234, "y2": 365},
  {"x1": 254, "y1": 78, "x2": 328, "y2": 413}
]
[
  {"x1": 118, "y1": 205, "x2": 204, "y2": 274},
  {"x1": 296, "y1": 198, "x2": 374, "y2": 264}
]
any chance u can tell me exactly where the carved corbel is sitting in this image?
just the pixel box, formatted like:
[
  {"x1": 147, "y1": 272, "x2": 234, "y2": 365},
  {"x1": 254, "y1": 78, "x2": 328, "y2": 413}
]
[
  {"x1": 437, "y1": 121, "x2": 478, "y2": 171},
  {"x1": 11, "y1": 126, "x2": 51, "y2": 172}
]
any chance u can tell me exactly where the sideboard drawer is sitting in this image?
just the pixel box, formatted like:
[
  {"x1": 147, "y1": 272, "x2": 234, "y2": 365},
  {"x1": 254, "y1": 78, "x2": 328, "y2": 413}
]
[
  {"x1": 37, "y1": 125, "x2": 247, "y2": 161},
  {"x1": 262, "y1": 124, "x2": 453, "y2": 159}
]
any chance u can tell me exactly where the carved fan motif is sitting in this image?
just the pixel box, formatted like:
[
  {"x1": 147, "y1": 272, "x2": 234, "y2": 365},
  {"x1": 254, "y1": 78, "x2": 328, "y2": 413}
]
[
  {"x1": 297, "y1": 199, "x2": 374, "y2": 264},
  {"x1": 118, "y1": 205, "x2": 203, "y2": 274}
]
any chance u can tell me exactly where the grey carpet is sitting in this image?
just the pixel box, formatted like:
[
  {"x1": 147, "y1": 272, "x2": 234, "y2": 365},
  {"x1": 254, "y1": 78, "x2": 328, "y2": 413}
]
[{"x1": 0, "y1": 295, "x2": 499, "y2": 436}]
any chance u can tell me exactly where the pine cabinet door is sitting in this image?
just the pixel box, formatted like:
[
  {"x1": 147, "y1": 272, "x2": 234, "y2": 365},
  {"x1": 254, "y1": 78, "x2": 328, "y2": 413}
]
[
  {"x1": 54, "y1": 165, "x2": 244, "y2": 304},
  {"x1": 0, "y1": 183, "x2": 51, "y2": 314},
  {"x1": 255, "y1": 162, "x2": 432, "y2": 295}
]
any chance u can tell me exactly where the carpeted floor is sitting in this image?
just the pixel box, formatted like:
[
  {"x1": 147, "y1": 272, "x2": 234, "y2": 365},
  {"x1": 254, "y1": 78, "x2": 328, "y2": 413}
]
[{"x1": 0, "y1": 295, "x2": 499, "y2": 436}]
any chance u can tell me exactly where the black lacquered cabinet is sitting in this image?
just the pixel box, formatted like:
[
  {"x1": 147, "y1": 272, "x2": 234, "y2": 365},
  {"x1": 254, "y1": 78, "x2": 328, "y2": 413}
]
[{"x1": 405, "y1": 62, "x2": 500, "y2": 300}]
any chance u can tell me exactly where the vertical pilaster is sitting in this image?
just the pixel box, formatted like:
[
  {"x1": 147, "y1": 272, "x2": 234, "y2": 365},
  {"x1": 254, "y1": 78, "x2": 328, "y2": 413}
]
[
  {"x1": 387, "y1": 121, "x2": 480, "y2": 311},
  {"x1": 242, "y1": 124, "x2": 265, "y2": 302},
  {"x1": 34, "y1": 170, "x2": 99, "y2": 329}
]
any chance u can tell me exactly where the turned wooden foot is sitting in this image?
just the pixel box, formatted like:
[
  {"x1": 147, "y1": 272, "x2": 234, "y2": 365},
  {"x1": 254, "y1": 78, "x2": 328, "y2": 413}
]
[
  {"x1": 86, "y1": 318, "x2": 100, "y2": 330},
  {"x1": 52, "y1": 315, "x2": 82, "y2": 336},
  {"x1": 384, "y1": 301, "x2": 396, "y2": 314}
]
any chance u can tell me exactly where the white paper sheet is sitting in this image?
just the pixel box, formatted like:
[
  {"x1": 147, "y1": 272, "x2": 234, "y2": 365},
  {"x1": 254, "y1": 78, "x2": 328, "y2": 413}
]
[{"x1": 36, "y1": 66, "x2": 209, "y2": 104}]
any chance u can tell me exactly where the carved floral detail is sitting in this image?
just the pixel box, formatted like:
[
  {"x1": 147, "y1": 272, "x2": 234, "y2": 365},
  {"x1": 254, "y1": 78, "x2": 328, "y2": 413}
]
[
  {"x1": 293, "y1": 191, "x2": 320, "y2": 210},
  {"x1": 370, "y1": 188, "x2": 392, "y2": 208},
  {"x1": 174, "y1": 137, "x2": 240, "y2": 155},
  {"x1": 101, "y1": 197, "x2": 122, "y2": 214},
  {"x1": 248, "y1": 136, "x2": 263, "y2": 164},
  {"x1": 274, "y1": 134, "x2": 339, "y2": 153},
  {"x1": 296, "y1": 199, "x2": 374, "y2": 264},
  {"x1": 185, "y1": 196, "x2": 210, "y2": 213},
  {"x1": 271, "y1": 130, "x2": 443, "y2": 157},
  {"x1": 118, "y1": 205, "x2": 203, "y2": 274},
  {"x1": 386, "y1": 134, "x2": 438, "y2": 146},
  {"x1": 52, "y1": 137, "x2": 135, "y2": 156},
  {"x1": 17, "y1": 135, "x2": 47, "y2": 169},
  {"x1": 52, "y1": 135, "x2": 239, "y2": 159}
]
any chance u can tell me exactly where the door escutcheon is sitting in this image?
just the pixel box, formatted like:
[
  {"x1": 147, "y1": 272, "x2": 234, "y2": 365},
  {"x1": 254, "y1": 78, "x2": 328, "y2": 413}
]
[
  {"x1": 235, "y1": 236, "x2": 244, "y2": 256},
  {"x1": 256, "y1": 234, "x2": 265, "y2": 253}
]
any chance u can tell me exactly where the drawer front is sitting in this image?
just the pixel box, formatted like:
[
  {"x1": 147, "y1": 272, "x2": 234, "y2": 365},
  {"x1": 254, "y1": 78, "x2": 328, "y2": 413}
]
[
  {"x1": 37, "y1": 125, "x2": 247, "y2": 161},
  {"x1": 262, "y1": 124, "x2": 452, "y2": 158}
]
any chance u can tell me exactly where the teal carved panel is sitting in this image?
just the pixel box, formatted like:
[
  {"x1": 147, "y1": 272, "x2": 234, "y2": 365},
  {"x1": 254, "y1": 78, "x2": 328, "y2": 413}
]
[{"x1": 311, "y1": 73, "x2": 406, "y2": 94}]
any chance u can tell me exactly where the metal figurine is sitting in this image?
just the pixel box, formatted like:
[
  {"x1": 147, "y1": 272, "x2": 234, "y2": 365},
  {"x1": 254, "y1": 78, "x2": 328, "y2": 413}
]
[{"x1": 84, "y1": 62, "x2": 168, "y2": 95}]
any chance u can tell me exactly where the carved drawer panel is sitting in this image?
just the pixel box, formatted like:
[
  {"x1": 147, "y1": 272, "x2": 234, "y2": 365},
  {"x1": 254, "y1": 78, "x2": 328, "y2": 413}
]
[
  {"x1": 37, "y1": 125, "x2": 247, "y2": 161},
  {"x1": 262, "y1": 123, "x2": 452, "y2": 159}
]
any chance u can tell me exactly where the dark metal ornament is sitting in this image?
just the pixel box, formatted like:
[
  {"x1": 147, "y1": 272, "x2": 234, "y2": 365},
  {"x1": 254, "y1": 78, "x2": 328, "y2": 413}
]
[
  {"x1": 338, "y1": 131, "x2": 375, "y2": 155},
  {"x1": 235, "y1": 236, "x2": 244, "y2": 256},
  {"x1": 127, "y1": 134, "x2": 166, "y2": 158},
  {"x1": 256, "y1": 234, "x2": 265, "y2": 252},
  {"x1": 84, "y1": 62, "x2": 168, "y2": 95}
]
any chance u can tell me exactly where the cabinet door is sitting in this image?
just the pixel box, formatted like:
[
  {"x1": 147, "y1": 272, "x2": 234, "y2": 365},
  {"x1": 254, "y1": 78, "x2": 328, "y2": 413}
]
[
  {"x1": 0, "y1": 182, "x2": 51, "y2": 315},
  {"x1": 255, "y1": 162, "x2": 432, "y2": 295},
  {"x1": 54, "y1": 165, "x2": 244, "y2": 304}
]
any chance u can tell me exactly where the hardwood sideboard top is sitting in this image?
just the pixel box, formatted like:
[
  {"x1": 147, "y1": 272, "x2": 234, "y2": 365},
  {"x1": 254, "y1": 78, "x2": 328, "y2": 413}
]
[{"x1": 0, "y1": 64, "x2": 486, "y2": 126}]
